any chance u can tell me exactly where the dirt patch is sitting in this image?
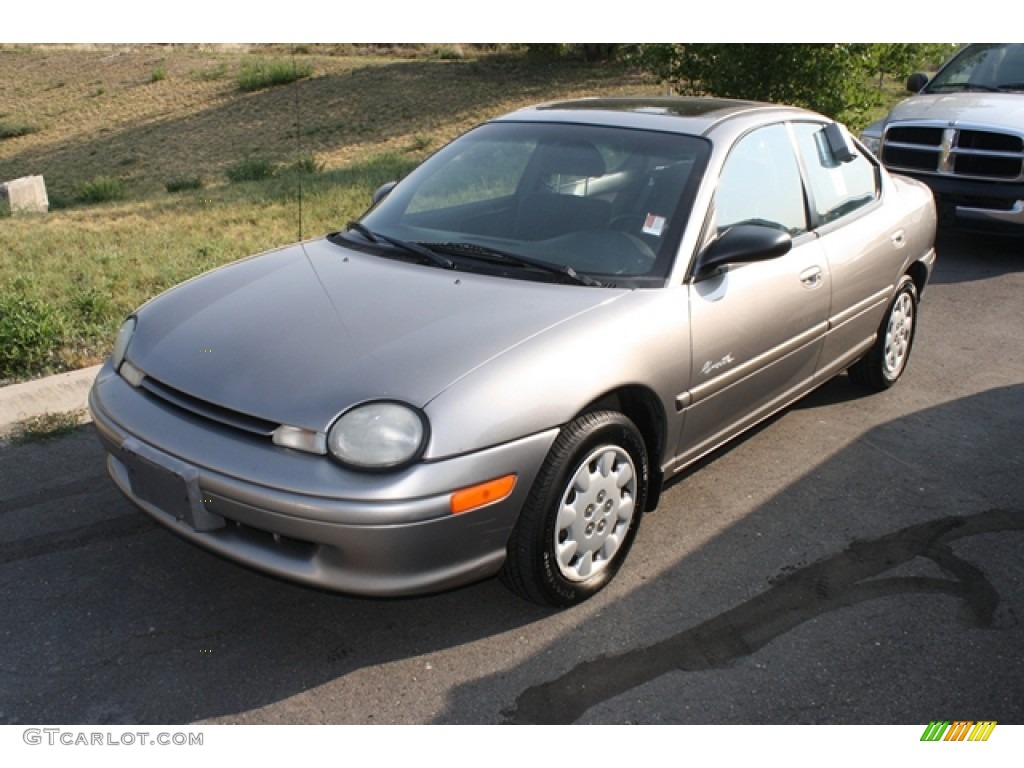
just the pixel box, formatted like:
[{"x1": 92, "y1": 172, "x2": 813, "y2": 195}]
[{"x1": 0, "y1": 45, "x2": 655, "y2": 200}]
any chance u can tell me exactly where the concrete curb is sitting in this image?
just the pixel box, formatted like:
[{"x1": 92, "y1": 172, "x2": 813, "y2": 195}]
[{"x1": 0, "y1": 364, "x2": 101, "y2": 437}]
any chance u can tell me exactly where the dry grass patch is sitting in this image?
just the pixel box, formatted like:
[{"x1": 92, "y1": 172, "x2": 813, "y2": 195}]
[
  {"x1": 0, "y1": 46, "x2": 652, "y2": 200},
  {"x1": 0, "y1": 45, "x2": 657, "y2": 381},
  {"x1": 7, "y1": 409, "x2": 89, "y2": 444}
]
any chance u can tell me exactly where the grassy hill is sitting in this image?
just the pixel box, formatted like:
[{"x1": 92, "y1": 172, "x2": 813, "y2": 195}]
[{"x1": 0, "y1": 45, "x2": 656, "y2": 382}]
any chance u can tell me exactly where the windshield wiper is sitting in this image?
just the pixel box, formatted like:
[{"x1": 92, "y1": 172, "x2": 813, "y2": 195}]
[
  {"x1": 996, "y1": 82, "x2": 1024, "y2": 92},
  {"x1": 344, "y1": 222, "x2": 455, "y2": 269},
  {"x1": 420, "y1": 241, "x2": 604, "y2": 287}
]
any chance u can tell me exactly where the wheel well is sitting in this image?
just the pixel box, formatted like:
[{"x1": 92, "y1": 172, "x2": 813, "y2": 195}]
[
  {"x1": 907, "y1": 260, "x2": 929, "y2": 299},
  {"x1": 579, "y1": 386, "x2": 666, "y2": 511}
]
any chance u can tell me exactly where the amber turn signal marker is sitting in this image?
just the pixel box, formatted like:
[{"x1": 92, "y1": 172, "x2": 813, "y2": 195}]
[{"x1": 450, "y1": 474, "x2": 517, "y2": 515}]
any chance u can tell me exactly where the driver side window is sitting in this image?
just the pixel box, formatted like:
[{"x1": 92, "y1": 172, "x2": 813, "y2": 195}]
[{"x1": 715, "y1": 124, "x2": 807, "y2": 237}]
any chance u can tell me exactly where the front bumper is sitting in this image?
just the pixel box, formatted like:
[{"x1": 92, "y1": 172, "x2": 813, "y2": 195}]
[
  {"x1": 890, "y1": 172, "x2": 1024, "y2": 235},
  {"x1": 89, "y1": 364, "x2": 557, "y2": 596}
]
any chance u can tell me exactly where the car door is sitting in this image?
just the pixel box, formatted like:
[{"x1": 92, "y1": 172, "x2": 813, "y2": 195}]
[
  {"x1": 674, "y1": 122, "x2": 831, "y2": 467},
  {"x1": 789, "y1": 121, "x2": 907, "y2": 381}
]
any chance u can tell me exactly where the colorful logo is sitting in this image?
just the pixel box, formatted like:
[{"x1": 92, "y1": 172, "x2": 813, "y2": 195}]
[{"x1": 921, "y1": 721, "x2": 997, "y2": 742}]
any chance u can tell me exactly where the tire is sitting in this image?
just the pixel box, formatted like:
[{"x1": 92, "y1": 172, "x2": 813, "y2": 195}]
[
  {"x1": 501, "y1": 411, "x2": 648, "y2": 608},
  {"x1": 849, "y1": 275, "x2": 918, "y2": 391}
]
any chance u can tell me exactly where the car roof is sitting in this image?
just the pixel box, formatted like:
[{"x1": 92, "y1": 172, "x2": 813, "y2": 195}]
[{"x1": 493, "y1": 96, "x2": 821, "y2": 137}]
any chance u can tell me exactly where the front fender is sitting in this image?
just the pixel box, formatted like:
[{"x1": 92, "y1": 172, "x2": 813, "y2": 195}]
[{"x1": 423, "y1": 288, "x2": 691, "y2": 461}]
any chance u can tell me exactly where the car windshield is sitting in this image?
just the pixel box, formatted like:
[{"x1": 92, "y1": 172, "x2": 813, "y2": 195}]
[
  {"x1": 925, "y1": 43, "x2": 1024, "y2": 93},
  {"x1": 351, "y1": 121, "x2": 710, "y2": 287}
]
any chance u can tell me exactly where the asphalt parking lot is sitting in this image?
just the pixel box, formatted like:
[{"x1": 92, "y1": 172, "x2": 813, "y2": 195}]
[{"x1": 0, "y1": 230, "x2": 1021, "y2": 725}]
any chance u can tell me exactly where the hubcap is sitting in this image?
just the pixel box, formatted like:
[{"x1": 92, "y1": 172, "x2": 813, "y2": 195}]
[
  {"x1": 554, "y1": 445, "x2": 637, "y2": 582},
  {"x1": 883, "y1": 291, "x2": 914, "y2": 377}
]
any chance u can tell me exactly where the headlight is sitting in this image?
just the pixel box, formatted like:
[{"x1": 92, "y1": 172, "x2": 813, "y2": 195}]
[
  {"x1": 111, "y1": 316, "x2": 136, "y2": 370},
  {"x1": 859, "y1": 121, "x2": 884, "y2": 158},
  {"x1": 327, "y1": 401, "x2": 428, "y2": 470}
]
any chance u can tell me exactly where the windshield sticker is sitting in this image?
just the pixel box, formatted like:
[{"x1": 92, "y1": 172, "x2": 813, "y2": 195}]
[{"x1": 643, "y1": 213, "x2": 667, "y2": 237}]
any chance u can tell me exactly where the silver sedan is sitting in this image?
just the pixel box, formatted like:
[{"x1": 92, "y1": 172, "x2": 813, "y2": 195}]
[{"x1": 89, "y1": 97, "x2": 937, "y2": 607}]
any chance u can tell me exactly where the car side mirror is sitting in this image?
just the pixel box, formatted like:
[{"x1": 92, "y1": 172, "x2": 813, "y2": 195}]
[
  {"x1": 372, "y1": 180, "x2": 398, "y2": 205},
  {"x1": 695, "y1": 224, "x2": 793, "y2": 278},
  {"x1": 822, "y1": 123, "x2": 857, "y2": 165},
  {"x1": 906, "y1": 72, "x2": 929, "y2": 92}
]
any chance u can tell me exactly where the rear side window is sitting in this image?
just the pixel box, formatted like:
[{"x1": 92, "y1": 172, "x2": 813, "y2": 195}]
[{"x1": 792, "y1": 122, "x2": 878, "y2": 225}]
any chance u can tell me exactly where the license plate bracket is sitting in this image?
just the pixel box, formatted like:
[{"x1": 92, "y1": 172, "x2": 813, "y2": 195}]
[{"x1": 122, "y1": 438, "x2": 224, "y2": 532}]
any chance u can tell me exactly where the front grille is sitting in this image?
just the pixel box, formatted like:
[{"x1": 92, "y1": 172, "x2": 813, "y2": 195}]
[
  {"x1": 882, "y1": 123, "x2": 1024, "y2": 182},
  {"x1": 887, "y1": 126, "x2": 943, "y2": 146},
  {"x1": 957, "y1": 130, "x2": 1022, "y2": 153},
  {"x1": 955, "y1": 152, "x2": 1021, "y2": 179},
  {"x1": 883, "y1": 146, "x2": 937, "y2": 172},
  {"x1": 139, "y1": 375, "x2": 278, "y2": 437}
]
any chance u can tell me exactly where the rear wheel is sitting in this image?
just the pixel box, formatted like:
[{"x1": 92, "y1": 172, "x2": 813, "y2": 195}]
[
  {"x1": 501, "y1": 411, "x2": 648, "y2": 608},
  {"x1": 850, "y1": 275, "x2": 918, "y2": 391}
]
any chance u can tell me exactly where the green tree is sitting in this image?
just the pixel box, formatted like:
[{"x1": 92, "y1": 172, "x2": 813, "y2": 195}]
[
  {"x1": 628, "y1": 44, "x2": 956, "y2": 129},
  {"x1": 868, "y1": 43, "x2": 959, "y2": 87}
]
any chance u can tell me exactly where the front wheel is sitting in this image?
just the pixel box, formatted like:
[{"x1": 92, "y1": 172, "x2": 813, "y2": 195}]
[
  {"x1": 849, "y1": 275, "x2": 918, "y2": 391},
  {"x1": 501, "y1": 411, "x2": 648, "y2": 608}
]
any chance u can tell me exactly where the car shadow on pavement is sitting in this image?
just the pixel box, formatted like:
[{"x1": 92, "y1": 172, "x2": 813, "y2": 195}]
[
  {"x1": 1, "y1": 385, "x2": 1021, "y2": 725},
  {"x1": 435, "y1": 384, "x2": 1024, "y2": 723},
  {"x1": 502, "y1": 507, "x2": 1021, "y2": 724},
  {"x1": 0, "y1": 428, "x2": 551, "y2": 725},
  {"x1": 930, "y1": 230, "x2": 1023, "y2": 285}
]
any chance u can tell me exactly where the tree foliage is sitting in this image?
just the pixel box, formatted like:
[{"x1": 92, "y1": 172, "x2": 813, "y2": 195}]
[
  {"x1": 626, "y1": 43, "x2": 958, "y2": 129},
  {"x1": 866, "y1": 43, "x2": 958, "y2": 86}
]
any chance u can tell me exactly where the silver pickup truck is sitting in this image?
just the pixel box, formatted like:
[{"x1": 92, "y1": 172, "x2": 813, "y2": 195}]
[{"x1": 861, "y1": 43, "x2": 1024, "y2": 236}]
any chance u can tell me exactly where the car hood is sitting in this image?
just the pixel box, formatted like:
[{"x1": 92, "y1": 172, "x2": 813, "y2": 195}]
[
  {"x1": 128, "y1": 237, "x2": 627, "y2": 431},
  {"x1": 886, "y1": 92, "x2": 1024, "y2": 131}
]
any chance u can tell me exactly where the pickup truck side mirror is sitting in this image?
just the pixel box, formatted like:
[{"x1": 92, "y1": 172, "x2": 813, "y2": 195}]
[{"x1": 906, "y1": 72, "x2": 929, "y2": 92}]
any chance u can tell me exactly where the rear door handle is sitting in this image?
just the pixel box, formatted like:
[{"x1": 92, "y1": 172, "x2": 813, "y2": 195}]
[
  {"x1": 800, "y1": 266, "x2": 823, "y2": 288},
  {"x1": 891, "y1": 229, "x2": 906, "y2": 248}
]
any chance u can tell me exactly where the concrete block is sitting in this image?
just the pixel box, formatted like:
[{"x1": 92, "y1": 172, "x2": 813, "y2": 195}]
[{"x1": 1, "y1": 174, "x2": 49, "y2": 213}]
